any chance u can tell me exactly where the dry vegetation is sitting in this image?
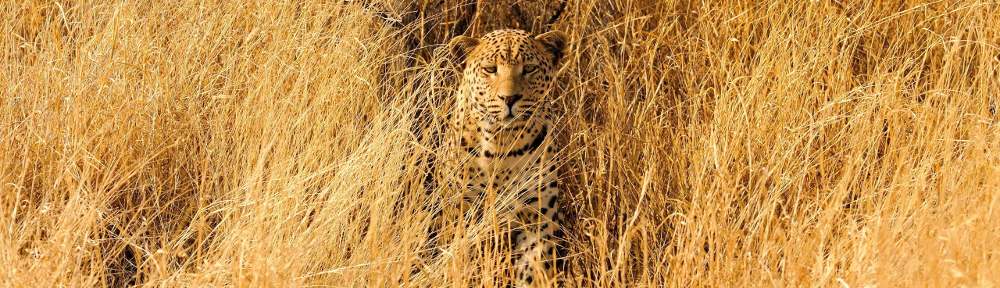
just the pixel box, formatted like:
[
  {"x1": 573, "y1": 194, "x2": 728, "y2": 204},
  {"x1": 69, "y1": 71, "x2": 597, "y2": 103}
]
[{"x1": 3, "y1": 0, "x2": 1000, "y2": 287}]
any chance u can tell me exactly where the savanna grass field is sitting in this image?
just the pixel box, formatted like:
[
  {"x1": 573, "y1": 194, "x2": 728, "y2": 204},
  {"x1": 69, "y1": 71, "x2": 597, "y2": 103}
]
[{"x1": 3, "y1": 0, "x2": 1000, "y2": 287}]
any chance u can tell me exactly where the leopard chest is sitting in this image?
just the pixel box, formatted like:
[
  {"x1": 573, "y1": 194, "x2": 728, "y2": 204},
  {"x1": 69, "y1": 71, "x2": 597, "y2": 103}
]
[
  {"x1": 471, "y1": 144, "x2": 550, "y2": 184},
  {"x1": 464, "y1": 154, "x2": 555, "y2": 212}
]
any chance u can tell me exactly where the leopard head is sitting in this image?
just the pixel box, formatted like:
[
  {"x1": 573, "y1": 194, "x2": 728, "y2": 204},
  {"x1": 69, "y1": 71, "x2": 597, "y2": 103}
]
[{"x1": 449, "y1": 29, "x2": 567, "y2": 132}]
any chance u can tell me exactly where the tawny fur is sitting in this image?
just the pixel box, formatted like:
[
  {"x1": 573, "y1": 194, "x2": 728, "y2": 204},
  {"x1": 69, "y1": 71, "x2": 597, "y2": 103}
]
[{"x1": 438, "y1": 29, "x2": 568, "y2": 287}]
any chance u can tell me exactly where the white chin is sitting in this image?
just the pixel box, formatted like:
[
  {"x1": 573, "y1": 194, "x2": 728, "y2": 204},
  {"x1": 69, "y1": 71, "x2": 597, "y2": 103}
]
[
  {"x1": 480, "y1": 117, "x2": 512, "y2": 130},
  {"x1": 500, "y1": 115, "x2": 519, "y2": 123}
]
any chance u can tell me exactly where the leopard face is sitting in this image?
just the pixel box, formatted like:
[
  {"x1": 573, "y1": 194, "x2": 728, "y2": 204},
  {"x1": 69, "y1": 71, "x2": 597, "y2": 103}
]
[{"x1": 450, "y1": 29, "x2": 567, "y2": 132}]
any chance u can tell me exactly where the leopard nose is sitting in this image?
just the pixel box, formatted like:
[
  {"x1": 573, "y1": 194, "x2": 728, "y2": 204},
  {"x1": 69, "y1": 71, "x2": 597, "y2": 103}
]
[{"x1": 502, "y1": 94, "x2": 523, "y2": 110}]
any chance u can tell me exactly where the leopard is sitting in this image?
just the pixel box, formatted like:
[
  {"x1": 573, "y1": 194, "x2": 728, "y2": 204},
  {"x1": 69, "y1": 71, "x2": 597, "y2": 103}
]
[{"x1": 432, "y1": 29, "x2": 569, "y2": 287}]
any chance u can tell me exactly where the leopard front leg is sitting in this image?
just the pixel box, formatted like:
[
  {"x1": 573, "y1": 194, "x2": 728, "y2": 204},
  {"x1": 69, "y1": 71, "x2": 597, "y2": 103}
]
[{"x1": 510, "y1": 180, "x2": 566, "y2": 287}]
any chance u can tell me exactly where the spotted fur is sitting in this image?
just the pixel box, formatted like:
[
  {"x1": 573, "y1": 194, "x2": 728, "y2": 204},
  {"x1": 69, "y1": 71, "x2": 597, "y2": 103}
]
[{"x1": 442, "y1": 29, "x2": 568, "y2": 287}]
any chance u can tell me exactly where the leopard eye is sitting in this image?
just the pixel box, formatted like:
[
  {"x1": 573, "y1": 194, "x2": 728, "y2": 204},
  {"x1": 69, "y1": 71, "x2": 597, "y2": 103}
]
[
  {"x1": 482, "y1": 66, "x2": 497, "y2": 74},
  {"x1": 523, "y1": 65, "x2": 538, "y2": 74}
]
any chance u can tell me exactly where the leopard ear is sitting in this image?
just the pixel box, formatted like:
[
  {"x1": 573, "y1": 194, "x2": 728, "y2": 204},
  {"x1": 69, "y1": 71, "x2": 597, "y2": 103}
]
[
  {"x1": 534, "y1": 30, "x2": 568, "y2": 62},
  {"x1": 448, "y1": 35, "x2": 480, "y2": 63}
]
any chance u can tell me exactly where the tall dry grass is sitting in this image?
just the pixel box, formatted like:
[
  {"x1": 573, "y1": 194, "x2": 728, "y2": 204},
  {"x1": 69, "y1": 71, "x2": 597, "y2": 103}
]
[{"x1": 2, "y1": 0, "x2": 999, "y2": 287}]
